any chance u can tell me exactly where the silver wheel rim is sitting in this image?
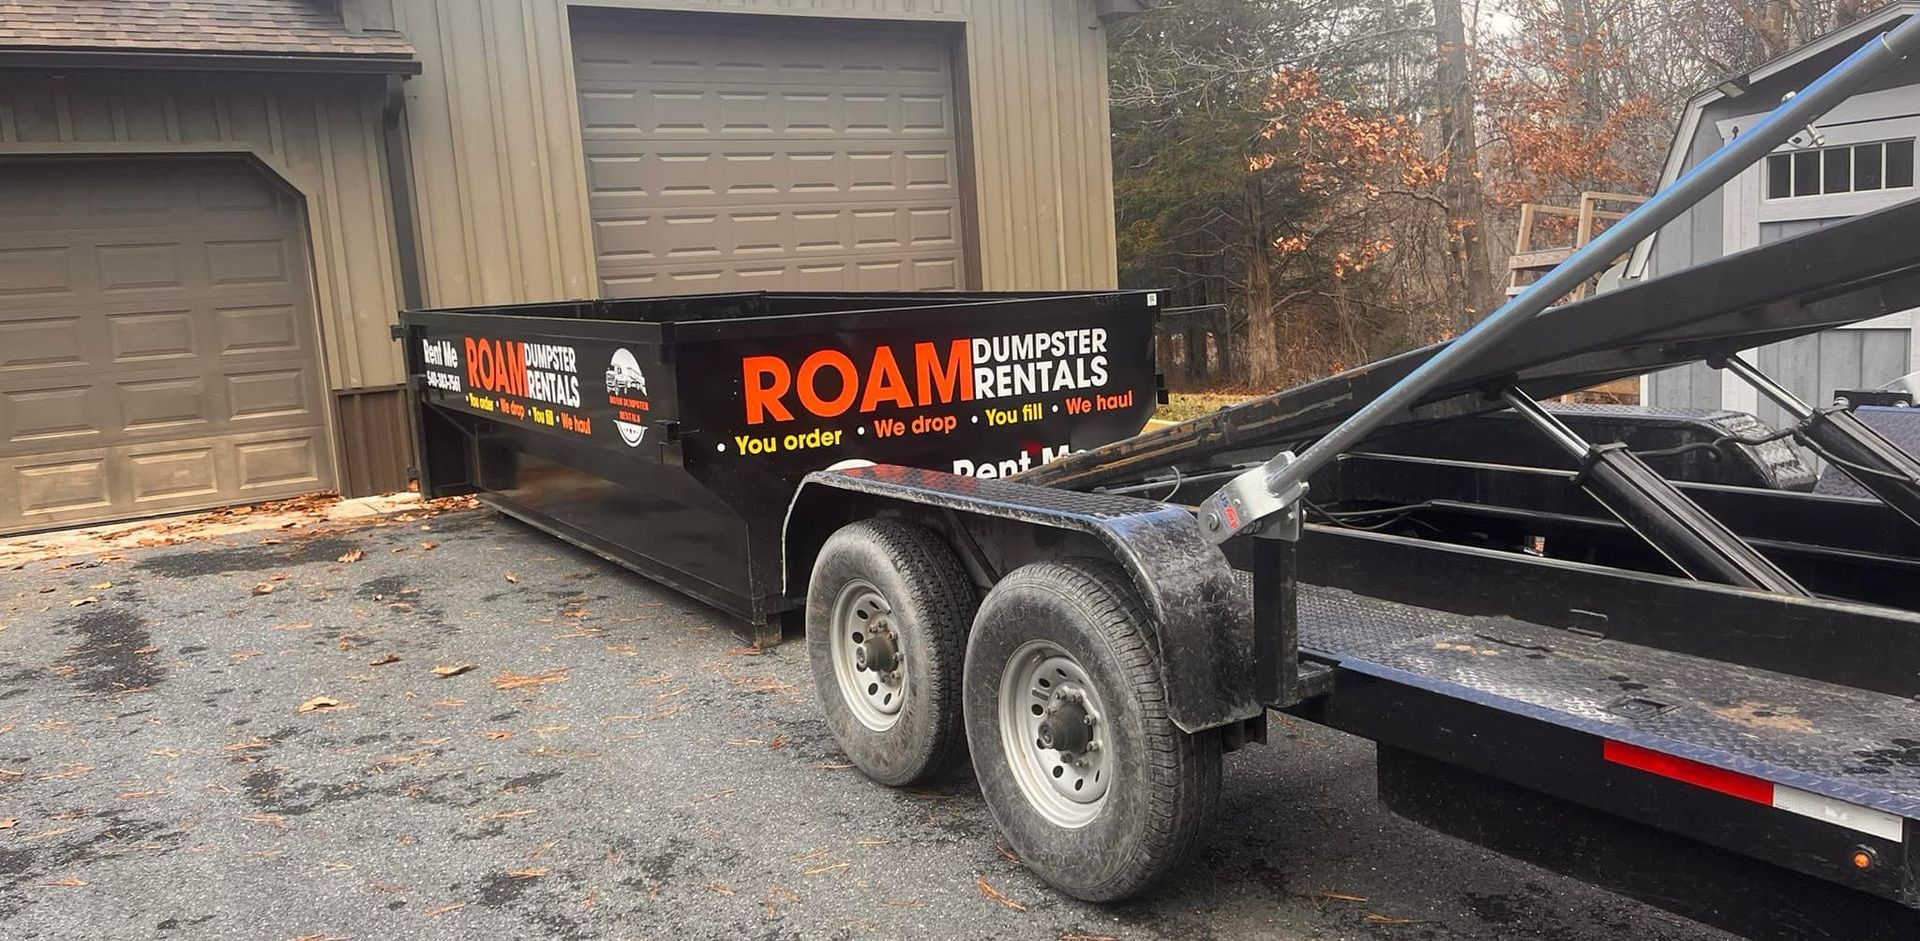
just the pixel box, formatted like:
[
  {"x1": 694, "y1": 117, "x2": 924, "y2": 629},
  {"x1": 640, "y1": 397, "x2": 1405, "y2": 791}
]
[
  {"x1": 828, "y1": 578, "x2": 907, "y2": 732},
  {"x1": 997, "y1": 640, "x2": 1112, "y2": 828}
]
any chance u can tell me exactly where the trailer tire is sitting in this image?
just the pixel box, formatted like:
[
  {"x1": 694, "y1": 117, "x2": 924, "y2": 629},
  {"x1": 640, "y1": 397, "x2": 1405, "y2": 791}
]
[
  {"x1": 807, "y1": 519, "x2": 975, "y2": 787},
  {"x1": 963, "y1": 560, "x2": 1221, "y2": 902}
]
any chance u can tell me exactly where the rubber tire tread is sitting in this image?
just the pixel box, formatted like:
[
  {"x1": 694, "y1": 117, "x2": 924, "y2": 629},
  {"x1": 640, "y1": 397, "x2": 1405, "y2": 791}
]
[
  {"x1": 964, "y1": 559, "x2": 1221, "y2": 902},
  {"x1": 807, "y1": 518, "x2": 975, "y2": 786}
]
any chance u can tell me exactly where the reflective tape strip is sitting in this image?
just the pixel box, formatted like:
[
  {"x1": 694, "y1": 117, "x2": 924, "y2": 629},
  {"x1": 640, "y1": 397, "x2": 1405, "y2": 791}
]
[
  {"x1": 1773, "y1": 784, "x2": 1906, "y2": 842},
  {"x1": 1604, "y1": 740, "x2": 1907, "y2": 843}
]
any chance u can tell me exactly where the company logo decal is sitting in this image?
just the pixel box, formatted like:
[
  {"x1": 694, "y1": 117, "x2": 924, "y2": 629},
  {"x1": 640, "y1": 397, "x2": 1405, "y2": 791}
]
[{"x1": 606, "y1": 348, "x2": 651, "y2": 447}]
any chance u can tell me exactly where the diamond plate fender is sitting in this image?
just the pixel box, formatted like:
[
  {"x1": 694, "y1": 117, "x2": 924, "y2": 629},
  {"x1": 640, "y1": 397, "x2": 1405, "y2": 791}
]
[{"x1": 783, "y1": 465, "x2": 1261, "y2": 733}]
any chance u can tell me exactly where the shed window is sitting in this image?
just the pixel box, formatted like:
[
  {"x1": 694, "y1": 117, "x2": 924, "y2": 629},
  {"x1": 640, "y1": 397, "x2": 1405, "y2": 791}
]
[{"x1": 1766, "y1": 139, "x2": 1916, "y2": 199}]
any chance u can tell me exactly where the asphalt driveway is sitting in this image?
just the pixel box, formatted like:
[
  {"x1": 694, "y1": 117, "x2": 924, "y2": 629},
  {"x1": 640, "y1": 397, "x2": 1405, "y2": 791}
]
[{"x1": 0, "y1": 509, "x2": 1733, "y2": 940}]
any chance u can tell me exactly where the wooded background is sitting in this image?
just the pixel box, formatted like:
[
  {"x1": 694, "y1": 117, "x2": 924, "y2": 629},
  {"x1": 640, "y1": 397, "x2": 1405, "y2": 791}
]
[{"x1": 1113, "y1": 0, "x2": 1883, "y2": 390}]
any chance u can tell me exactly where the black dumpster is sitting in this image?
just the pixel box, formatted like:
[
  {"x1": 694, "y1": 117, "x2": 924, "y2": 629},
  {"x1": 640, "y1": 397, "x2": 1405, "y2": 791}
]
[{"x1": 399, "y1": 290, "x2": 1161, "y2": 641}]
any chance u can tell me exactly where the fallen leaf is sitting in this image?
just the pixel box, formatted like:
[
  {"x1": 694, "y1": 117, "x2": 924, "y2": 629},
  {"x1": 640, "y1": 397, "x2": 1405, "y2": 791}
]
[
  {"x1": 482, "y1": 730, "x2": 513, "y2": 741},
  {"x1": 426, "y1": 902, "x2": 465, "y2": 917},
  {"x1": 68, "y1": 597, "x2": 97, "y2": 607},
  {"x1": 491, "y1": 669, "x2": 568, "y2": 691},
  {"x1": 0, "y1": 818, "x2": 17, "y2": 829},
  {"x1": 119, "y1": 789, "x2": 162, "y2": 800},
  {"x1": 368, "y1": 654, "x2": 400, "y2": 667},
  {"x1": 88, "y1": 581, "x2": 113, "y2": 590},
  {"x1": 420, "y1": 541, "x2": 439, "y2": 551},
  {"x1": 337, "y1": 549, "x2": 365, "y2": 564},
  {"x1": 252, "y1": 582, "x2": 276, "y2": 595},
  {"x1": 708, "y1": 882, "x2": 735, "y2": 895},
  {"x1": 582, "y1": 886, "x2": 598, "y2": 910},
  {"x1": 230, "y1": 650, "x2": 265, "y2": 662},
  {"x1": 506, "y1": 868, "x2": 549, "y2": 878},
  {"x1": 802, "y1": 861, "x2": 849, "y2": 876},
  {"x1": 296, "y1": 696, "x2": 347, "y2": 714},
  {"x1": 43, "y1": 876, "x2": 87, "y2": 887},
  {"x1": 976, "y1": 875, "x2": 1027, "y2": 911},
  {"x1": 1365, "y1": 914, "x2": 1420, "y2": 925},
  {"x1": 504, "y1": 573, "x2": 519, "y2": 584},
  {"x1": 432, "y1": 664, "x2": 474, "y2": 678}
]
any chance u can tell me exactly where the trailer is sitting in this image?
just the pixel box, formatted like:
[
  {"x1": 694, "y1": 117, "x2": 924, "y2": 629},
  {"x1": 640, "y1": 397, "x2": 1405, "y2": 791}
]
[
  {"x1": 770, "y1": 21, "x2": 1920, "y2": 941},
  {"x1": 403, "y1": 17, "x2": 1920, "y2": 939}
]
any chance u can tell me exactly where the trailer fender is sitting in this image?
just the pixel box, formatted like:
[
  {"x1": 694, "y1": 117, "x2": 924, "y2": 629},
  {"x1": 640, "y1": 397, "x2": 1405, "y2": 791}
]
[{"x1": 783, "y1": 466, "x2": 1259, "y2": 733}]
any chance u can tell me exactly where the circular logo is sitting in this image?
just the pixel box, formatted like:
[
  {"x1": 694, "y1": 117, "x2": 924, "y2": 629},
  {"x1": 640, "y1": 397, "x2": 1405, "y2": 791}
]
[{"x1": 605, "y1": 348, "x2": 649, "y2": 448}]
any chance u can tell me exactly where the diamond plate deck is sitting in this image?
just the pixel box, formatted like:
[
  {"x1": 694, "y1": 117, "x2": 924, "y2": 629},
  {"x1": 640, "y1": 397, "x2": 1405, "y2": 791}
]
[{"x1": 1295, "y1": 583, "x2": 1920, "y2": 819}]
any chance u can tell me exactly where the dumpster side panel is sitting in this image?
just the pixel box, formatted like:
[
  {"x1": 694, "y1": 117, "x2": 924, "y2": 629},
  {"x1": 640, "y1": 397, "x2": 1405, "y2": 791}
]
[
  {"x1": 400, "y1": 292, "x2": 1162, "y2": 632},
  {"x1": 404, "y1": 313, "x2": 761, "y2": 615},
  {"x1": 676, "y1": 293, "x2": 1160, "y2": 616}
]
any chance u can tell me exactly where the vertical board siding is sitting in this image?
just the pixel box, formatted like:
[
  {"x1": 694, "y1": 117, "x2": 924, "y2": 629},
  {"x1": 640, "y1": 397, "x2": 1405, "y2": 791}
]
[
  {"x1": 0, "y1": 73, "x2": 404, "y2": 392},
  {"x1": 1754, "y1": 329, "x2": 1912, "y2": 430},
  {"x1": 393, "y1": 0, "x2": 1119, "y2": 306}
]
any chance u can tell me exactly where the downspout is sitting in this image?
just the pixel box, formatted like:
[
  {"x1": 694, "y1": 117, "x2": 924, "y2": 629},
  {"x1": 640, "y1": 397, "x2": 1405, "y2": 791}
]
[
  {"x1": 382, "y1": 73, "x2": 424, "y2": 311},
  {"x1": 382, "y1": 72, "x2": 426, "y2": 490}
]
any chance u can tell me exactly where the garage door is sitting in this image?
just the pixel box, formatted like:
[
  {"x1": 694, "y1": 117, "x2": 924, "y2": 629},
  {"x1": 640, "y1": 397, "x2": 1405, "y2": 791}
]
[
  {"x1": 571, "y1": 12, "x2": 969, "y2": 295},
  {"x1": 0, "y1": 158, "x2": 333, "y2": 533}
]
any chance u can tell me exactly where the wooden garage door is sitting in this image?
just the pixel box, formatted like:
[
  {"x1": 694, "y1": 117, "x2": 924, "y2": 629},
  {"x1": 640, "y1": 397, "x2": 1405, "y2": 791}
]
[
  {"x1": 0, "y1": 158, "x2": 333, "y2": 534},
  {"x1": 571, "y1": 11, "x2": 969, "y2": 295}
]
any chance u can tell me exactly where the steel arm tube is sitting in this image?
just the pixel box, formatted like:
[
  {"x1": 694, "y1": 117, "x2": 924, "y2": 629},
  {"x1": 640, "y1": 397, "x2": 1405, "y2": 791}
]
[{"x1": 1200, "y1": 16, "x2": 1920, "y2": 545}]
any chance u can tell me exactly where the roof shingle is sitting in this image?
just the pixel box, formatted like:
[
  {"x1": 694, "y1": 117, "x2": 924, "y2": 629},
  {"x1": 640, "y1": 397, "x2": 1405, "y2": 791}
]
[{"x1": 0, "y1": 0, "x2": 414, "y2": 59}]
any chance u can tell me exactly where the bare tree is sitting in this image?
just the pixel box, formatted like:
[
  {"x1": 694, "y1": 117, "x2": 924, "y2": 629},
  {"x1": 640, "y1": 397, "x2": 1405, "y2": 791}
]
[{"x1": 1432, "y1": 0, "x2": 1500, "y2": 324}]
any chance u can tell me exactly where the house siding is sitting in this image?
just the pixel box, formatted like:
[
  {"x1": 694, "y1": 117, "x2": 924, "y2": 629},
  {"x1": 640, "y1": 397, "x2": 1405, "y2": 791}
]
[
  {"x1": 390, "y1": 0, "x2": 1121, "y2": 307},
  {"x1": 1645, "y1": 43, "x2": 1920, "y2": 416}
]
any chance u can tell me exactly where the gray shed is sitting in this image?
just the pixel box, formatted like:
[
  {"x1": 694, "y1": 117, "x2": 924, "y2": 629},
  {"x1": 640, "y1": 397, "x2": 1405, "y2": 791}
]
[{"x1": 1636, "y1": 2, "x2": 1920, "y2": 428}]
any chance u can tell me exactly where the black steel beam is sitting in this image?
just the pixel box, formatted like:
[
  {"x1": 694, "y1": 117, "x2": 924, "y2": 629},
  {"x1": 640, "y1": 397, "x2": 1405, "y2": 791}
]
[{"x1": 1020, "y1": 198, "x2": 1920, "y2": 492}]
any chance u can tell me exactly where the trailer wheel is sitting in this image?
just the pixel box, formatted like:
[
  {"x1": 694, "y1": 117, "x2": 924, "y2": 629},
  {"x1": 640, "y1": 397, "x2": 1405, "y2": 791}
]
[
  {"x1": 807, "y1": 519, "x2": 974, "y2": 786},
  {"x1": 964, "y1": 560, "x2": 1221, "y2": 902}
]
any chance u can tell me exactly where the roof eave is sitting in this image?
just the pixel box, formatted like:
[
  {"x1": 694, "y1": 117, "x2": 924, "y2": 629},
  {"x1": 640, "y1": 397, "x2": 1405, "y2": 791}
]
[
  {"x1": 0, "y1": 48, "x2": 422, "y2": 76},
  {"x1": 1628, "y1": 1, "x2": 1918, "y2": 278}
]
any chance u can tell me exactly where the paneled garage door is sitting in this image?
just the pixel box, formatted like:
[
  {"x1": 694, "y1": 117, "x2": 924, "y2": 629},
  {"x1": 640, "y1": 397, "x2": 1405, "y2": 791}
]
[
  {"x1": 571, "y1": 11, "x2": 970, "y2": 295},
  {"x1": 0, "y1": 158, "x2": 333, "y2": 534}
]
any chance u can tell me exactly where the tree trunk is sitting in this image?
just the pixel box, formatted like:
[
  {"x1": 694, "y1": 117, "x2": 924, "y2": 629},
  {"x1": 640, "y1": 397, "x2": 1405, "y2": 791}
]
[
  {"x1": 1431, "y1": 0, "x2": 1499, "y2": 328},
  {"x1": 1242, "y1": 180, "x2": 1285, "y2": 391}
]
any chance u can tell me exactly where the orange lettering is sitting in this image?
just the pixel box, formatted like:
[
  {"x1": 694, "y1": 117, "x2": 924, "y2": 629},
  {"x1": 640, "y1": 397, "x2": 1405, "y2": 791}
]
[
  {"x1": 465, "y1": 337, "x2": 482, "y2": 389},
  {"x1": 742, "y1": 356, "x2": 794, "y2": 425},
  {"x1": 915, "y1": 340, "x2": 973, "y2": 405},
  {"x1": 797, "y1": 350, "x2": 858, "y2": 418},
  {"x1": 859, "y1": 346, "x2": 914, "y2": 413}
]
